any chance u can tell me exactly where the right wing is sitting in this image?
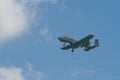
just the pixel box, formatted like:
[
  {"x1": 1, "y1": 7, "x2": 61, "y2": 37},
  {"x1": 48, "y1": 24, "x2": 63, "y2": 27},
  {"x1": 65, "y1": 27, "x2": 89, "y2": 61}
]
[{"x1": 61, "y1": 44, "x2": 72, "y2": 50}]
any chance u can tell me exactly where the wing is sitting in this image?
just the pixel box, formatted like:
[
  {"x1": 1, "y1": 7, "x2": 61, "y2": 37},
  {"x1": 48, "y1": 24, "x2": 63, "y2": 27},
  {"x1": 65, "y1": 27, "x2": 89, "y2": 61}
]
[
  {"x1": 58, "y1": 36, "x2": 77, "y2": 44},
  {"x1": 60, "y1": 40, "x2": 84, "y2": 50},
  {"x1": 76, "y1": 38, "x2": 90, "y2": 47},
  {"x1": 76, "y1": 34, "x2": 94, "y2": 46},
  {"x1": 61, "y1": 44, "x2": 72, "y2": 50},
  {"x1": 75, "y1": 40, "x2": 85, "y2": 48},
  {"x1": 64, "y1": 36, "x2": 91, "y2": 49}
]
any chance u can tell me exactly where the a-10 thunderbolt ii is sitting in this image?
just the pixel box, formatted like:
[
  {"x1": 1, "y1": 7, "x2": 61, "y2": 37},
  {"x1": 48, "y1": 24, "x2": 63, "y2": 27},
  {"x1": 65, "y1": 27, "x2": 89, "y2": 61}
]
[{"x1": 58, "y1": 34, "x2": 99, "y2": 52}]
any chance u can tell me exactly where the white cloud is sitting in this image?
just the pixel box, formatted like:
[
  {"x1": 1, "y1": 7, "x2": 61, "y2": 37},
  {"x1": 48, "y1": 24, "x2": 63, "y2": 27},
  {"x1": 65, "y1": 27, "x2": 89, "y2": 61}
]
[
  {"x1": 59, "y1": 1, "x2": 67, "y2": 11},
  {"x1": 40, "y1": 28, "x2": 49, "y2": 37},
  {"x1": 71, "y1": 68, "x2": 95, "y2": 78},
  {"x1": 0, "y1": 0, "x2": 28, "y2": 43},
  {"x1": 33, "y1": 0, "x2": 57, "y2": 4},
  {"x1": 0, "y1": 0, "x2": 57, "y2": 43},
  {"x1": 0, "y1": 64, "x2": 46, "y2": 80},
  {"x1": 40, "y1": 27, "x2": 53, "y2": 42},
  {"x1": 25, "y1": 63, "x2": 46, "y2": 80},
  {"x1": 0, "y1": 66, "x2": 24, "y2": 80}
]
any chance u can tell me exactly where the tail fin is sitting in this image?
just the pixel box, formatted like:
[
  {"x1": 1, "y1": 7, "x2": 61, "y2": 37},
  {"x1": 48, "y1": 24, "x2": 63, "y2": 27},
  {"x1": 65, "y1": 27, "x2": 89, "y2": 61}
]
[{"x1": 95, "y1": 39, "x2": 99, "y2": 47}]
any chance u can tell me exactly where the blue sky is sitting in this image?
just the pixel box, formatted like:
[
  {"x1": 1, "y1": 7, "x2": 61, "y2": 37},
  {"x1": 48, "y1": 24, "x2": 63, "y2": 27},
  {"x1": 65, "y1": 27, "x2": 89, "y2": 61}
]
[{"x1": 0, "y1": 0, "x2": 120, "y2": 80}]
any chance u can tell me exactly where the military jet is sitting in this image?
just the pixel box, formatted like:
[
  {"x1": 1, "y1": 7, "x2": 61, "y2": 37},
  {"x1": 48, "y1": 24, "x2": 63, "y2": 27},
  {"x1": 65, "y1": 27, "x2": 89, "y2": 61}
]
[{"x1": 58, "y1": 34, "x2": 99, "y2": 52}]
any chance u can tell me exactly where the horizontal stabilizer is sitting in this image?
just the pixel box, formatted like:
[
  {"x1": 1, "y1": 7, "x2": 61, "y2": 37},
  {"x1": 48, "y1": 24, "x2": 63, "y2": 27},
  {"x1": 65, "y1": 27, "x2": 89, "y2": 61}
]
[
  {"x1": 95, "y1": 39, "x2": 99, "y2": 47},
  {"x1": 84, "y1": 39, "x2": 99, "y2": 51}
]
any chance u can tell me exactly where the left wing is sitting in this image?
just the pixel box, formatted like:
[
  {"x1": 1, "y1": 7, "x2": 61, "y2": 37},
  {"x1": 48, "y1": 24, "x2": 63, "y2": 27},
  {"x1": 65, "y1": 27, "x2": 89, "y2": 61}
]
[{"x1": 61, "y1": 44, "x2": 72, "y2": 50}]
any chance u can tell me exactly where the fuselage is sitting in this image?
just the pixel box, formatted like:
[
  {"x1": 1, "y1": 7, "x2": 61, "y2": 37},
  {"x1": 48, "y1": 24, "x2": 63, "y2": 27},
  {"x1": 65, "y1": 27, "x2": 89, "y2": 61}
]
[{"x1": 58, "y1": 35, "x2": 76, "y2": 44}]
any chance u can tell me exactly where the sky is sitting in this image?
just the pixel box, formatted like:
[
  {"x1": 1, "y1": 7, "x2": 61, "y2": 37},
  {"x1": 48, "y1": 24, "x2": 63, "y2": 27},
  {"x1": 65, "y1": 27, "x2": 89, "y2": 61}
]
[{"x1": 0, "y1": 0, "x2": 120, "y2": 80}]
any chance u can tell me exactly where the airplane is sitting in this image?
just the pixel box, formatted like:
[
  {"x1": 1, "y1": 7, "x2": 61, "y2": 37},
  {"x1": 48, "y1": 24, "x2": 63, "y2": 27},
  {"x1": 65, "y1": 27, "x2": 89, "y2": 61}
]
[{"x1": 58, "y1": 34, "x2": 99, "y2": 52}]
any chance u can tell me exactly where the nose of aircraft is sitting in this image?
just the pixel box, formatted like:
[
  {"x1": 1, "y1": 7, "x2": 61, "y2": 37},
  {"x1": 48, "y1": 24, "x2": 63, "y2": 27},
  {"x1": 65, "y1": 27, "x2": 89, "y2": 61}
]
[
  {"x1": 87, "y1": 34, "x2": 94, "y2": 39},
  {"x1": 89, "y1": 34, "x2": 94, "y2": 38},
  {"x1": 58, "y1": 37, "x2": 62, "y2": 41}
]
